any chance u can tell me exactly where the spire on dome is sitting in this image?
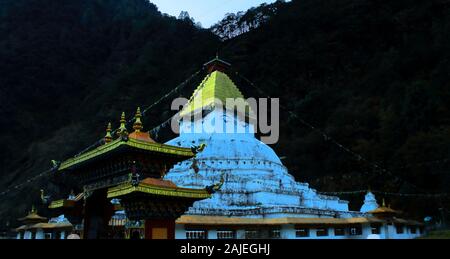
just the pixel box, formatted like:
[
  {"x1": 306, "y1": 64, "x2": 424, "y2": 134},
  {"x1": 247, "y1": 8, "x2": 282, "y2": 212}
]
[
  {"x1": 104, "y1": 122, "x2": 113, "y2": 144},
  {"x1": 179, "y1": 65, "x2": 255, "y2": 120},
  {"x1": 203, "y1": 55, "x2": 231, "y2": 74}
]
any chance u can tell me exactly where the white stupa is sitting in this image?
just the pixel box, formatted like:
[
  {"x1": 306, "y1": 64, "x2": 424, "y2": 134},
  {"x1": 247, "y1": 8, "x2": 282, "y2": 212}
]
[
  {"x1": 164, "y1": 58, "x2": 358, "y2": 219},
  {"x1": 360, "y1": 191, "x2": 379, "y2": 213}
]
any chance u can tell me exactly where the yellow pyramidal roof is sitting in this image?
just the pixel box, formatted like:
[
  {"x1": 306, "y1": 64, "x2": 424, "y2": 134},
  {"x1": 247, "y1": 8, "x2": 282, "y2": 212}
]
[{"x1": 179, "y1": 71, "x2": 254, "y2": 119}]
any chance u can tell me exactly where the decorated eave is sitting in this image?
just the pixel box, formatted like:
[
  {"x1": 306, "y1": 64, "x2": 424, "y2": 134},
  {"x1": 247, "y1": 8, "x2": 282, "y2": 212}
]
[
  {"x1": 176, "y1": 216, "x2": 385, "y2": 226},
  {"x1": 58, "y1": 137, "x2": 194, "y2": 171},
  {"x1": 176, "y1": 215, "x2": 423, "y2": 226},
  {"x1": 48, "y1": 192, "x2": 84, "y2": 209},
  {"x1": 57, "y1": 108, "x2": 195, "y2": 171},
  {"x1": 107, "y1": 178, "x2": 211, "y2": 200}
]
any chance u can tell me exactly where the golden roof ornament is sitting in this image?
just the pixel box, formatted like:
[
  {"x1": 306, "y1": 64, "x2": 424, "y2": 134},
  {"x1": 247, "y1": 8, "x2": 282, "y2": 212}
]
[
  {"x1": 117, "y1": 112, "x2": 128, "y2": 138},
  {"x1": 133, "y1": 107, "x2": 143, "y2": 133},
  {"x1": 382, "y1": 198, "x2": 386, "y2": 207},
  {"x1": 31, "y1": 205, "x2": 36, "y2": 214},
  {"x1": 104, "y1": 122, "x2": 113, "y2": 144}
]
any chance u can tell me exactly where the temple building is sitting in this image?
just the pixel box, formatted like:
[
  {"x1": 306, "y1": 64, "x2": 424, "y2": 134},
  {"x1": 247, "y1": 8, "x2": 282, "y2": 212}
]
[
  {"x1": 162, "y1": 57, "x2": 424, "y2": 239},
  {"x1": 15, "y1": 206, "x2": 73, "y2": 239},
  {"x1": 21, "y1": 57, "x2": 424, "y2": 239},
  {"x1": 46, "y1": 108, "x2": 214, "y2": 239}
]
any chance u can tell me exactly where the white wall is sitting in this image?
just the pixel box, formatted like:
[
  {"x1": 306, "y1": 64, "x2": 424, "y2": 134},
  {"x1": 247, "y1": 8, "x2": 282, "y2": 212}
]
[{"x1": 174, "y1": 223, "x2": 422, "y2": 239}]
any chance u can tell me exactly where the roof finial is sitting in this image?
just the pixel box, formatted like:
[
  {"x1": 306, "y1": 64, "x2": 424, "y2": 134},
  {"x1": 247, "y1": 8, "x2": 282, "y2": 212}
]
[
  {"x1": 382, "y1": 198, "x2": 386, "y2": 207},
  {"x1": 31, "y1": 205, "x2": 36, "y2": 214},
  {"x1": 117, "y1": 112, "x2": 128, "y2": 137},
  {"x1": 204, "y1": 55, "x2": 231, "y2": 74},
  {"x1": 133, "y1": 107, "x2": 143, "y2": 133},
  {"x1": 104, "y1": 122, "x2": 112, "y2": 144}
]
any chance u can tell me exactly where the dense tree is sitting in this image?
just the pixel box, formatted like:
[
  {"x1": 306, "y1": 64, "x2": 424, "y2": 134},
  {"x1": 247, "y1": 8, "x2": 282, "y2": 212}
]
[
  {"x1": 0, "y1": 0, "x2": 449, "y2": 228},
  {"x1": 218, "y1": 0, "x2": 450, "y2": 218}
]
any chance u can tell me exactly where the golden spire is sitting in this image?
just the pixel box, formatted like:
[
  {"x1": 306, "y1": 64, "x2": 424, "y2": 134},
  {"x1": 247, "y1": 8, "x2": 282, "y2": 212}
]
[
  {"x1": 31, "y1": 205, "x2": 36, "y2": 214},
  {"x1": 104, "y1": 122, "x2": 112, "y2": 144},
  {"x1": 382, "y1": 198, "x2": 386, "y2": 207},
  {"x1": 117, "y1": 112, "x2": 128, "y2": 137},
  {"x1": 133, "y1": 107, "x2": 143, "y2": 133}
]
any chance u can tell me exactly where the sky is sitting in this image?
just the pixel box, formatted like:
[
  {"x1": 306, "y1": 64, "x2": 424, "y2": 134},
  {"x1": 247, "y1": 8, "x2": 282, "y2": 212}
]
[{"x1": 149, "y1": 0, "x2": 279, "y2": 28}]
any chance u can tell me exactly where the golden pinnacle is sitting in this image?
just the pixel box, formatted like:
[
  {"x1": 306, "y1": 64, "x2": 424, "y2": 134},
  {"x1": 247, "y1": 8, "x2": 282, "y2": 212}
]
[
  {"x1": 133, "y1": 107, "x2": 143, "y2": 132},
  {"x1": 104, "y1": 122, "x2": 112, "y2": 143}
]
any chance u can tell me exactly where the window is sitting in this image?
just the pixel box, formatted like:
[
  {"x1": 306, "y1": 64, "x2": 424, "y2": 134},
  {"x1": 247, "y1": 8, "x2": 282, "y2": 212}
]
[
  {"x1": 410, "y1": 226, "x2": 417, "y2": 234},
  {"x1": 316, "y1": 228, "x2": 328, "y2": 237},
  {"x1": 19, "y1": 232, "x2": 24, "y2": 239},
  {"x1": 269, "y1": 229, "x2": 281, "y2": 239},
  {"x1": 295, "y1": 228, "x2": 309, "y2": 237},
  {"x1": 245, "y1": 230, "x2": 260, "y2": 239},
  {"x1": 186, "y1": 230, "x2": 207, "y2": 239},
  {"x1": 217, "y1": 230, "x2": 235, "y2": 239},
  {"x1": 349, "y1": 226, "x2": 362, "y2": 236},
  {"x1": 371, "y1": 224, "x2": 380, "y2": 234},
  {"x1": 334, "y1": 227, "x2": 345, "y2": 236},
  {"x1": 395, "y1": 224, "x2": 404, "y2": 234},
  {"x1": 44, "y1": 233, "x2": 52, "y2": 239},
  {"x1": 31, "y1": 231, "x2": 36, "y2": 239}
]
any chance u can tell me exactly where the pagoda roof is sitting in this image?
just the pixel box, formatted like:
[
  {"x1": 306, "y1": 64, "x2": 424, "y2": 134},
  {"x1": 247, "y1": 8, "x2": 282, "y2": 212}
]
[
  {"x1": 15, "y1": 222, "x2": 73, "y2": 232},
  {"x1": 368, "y1": 206, "x2": 401, "y2": 215},
  {"x1": 58, "y1": 137, "x2": 194, "y2": 171},
  {"x1": 27, "y1": 222, "x2": 73, "y2": 229},
  {"x1": 107, "y1": 178, "x2": 211, "y2": 200},
  {"x1": 179, "y1": 70, "x2": 255, "y2": 119},
  {"x1": 18, "y1": 211, "x2": 47, "y2": 223}
]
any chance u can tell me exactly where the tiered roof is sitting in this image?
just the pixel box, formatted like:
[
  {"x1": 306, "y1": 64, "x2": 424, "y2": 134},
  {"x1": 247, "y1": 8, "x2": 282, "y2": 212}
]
[
  {"x1": 58, "y1": 107, "x2": 194, "y2": 171},
  {"x1": 107, "y1": 178, "x2": 211, "y2": 200},
  {"x1": 18, "y1": 206, "x2": 47, "y2": 223}
]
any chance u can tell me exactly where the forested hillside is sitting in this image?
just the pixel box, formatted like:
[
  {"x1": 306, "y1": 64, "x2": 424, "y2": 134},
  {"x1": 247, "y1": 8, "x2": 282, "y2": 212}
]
[
  {"x1": 0, "y1": 0, "x2": 449, "y2": 227},
  {"x1": 217, "y1": 0, "x2": 450, "y2": 219}
]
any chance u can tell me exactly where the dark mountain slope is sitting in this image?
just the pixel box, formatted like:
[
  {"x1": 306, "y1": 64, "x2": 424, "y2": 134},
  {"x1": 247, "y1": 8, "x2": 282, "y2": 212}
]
[
  {"x1": 217, "y1": 0, "x2": 450, "y2": 217},
  {"x1": 0, "y1": 0, "x2": 219, "y2": 224},
  {"x1": 0, "y1": 0, "x2": 449, "y2": 227}
]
